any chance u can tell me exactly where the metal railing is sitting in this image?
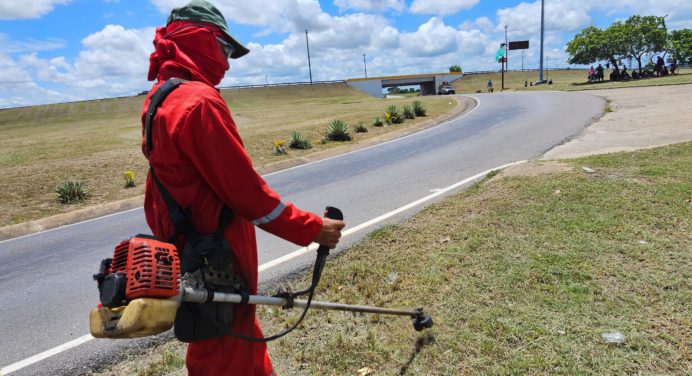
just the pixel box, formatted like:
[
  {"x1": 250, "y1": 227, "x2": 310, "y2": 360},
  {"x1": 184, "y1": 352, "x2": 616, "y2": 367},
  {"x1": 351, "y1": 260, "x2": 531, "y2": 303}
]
[{"x1": 219, "y1": 80, "x2": 346, "y2": 90}]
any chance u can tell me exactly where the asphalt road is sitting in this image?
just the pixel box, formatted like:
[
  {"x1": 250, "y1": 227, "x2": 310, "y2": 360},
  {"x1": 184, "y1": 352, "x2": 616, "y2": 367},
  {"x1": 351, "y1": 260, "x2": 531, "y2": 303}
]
[{"x1": 0, "y1": 91, "x2": 604, "y2": 375}]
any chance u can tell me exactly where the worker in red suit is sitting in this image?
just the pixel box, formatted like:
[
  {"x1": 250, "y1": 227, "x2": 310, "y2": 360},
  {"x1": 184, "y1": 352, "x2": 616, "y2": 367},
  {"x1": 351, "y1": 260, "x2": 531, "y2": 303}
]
[{"x1": 142, "y1": 1, "x2": 345, "y2": 375}]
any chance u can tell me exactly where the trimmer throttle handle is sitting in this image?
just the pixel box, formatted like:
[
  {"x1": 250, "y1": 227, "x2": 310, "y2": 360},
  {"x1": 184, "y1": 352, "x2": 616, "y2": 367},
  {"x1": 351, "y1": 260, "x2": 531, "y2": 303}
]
[
  {"x1": 323, "y1": 206, "x2": 343, "y2": 221},
  {"x1": 317, "y1": 206, "x2": 343, "y2": 256}
]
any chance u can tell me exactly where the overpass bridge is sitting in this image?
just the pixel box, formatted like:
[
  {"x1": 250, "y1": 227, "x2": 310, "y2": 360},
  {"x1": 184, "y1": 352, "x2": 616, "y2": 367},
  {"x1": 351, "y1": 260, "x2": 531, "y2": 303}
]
[{"x1": 346, "y1": 72, "x2": 463, "y2": 98}]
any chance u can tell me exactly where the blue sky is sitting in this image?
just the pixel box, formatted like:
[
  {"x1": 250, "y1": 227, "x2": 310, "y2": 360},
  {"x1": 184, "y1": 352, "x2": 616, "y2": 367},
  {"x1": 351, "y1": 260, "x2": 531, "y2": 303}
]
[{"x1": 0, "y1": 0, "x2": 690, "y2": 108}]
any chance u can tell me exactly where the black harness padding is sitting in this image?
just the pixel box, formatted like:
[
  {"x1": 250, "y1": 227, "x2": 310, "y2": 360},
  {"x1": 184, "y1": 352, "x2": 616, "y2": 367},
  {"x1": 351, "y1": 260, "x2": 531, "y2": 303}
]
[
  {"x1": 145, "y1": 78, "x2": 186, "y2": 157},
  {"x1": 144, "y1": 78, "x2": 242, "y2": 343}
]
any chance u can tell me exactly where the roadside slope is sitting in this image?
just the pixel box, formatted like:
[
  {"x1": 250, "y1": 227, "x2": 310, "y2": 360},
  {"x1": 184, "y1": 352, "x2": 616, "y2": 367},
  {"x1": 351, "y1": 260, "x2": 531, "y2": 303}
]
[{"x1": 0, "y1": 92, "x2": 474, "y2": 240}]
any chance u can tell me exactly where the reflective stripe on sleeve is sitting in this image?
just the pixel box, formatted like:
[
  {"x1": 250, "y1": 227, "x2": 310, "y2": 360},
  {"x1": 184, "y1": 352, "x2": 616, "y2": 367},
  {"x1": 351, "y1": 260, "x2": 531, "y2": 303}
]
[{"x1": 251, "y1": 202, "x2": 286, "y2": 225}]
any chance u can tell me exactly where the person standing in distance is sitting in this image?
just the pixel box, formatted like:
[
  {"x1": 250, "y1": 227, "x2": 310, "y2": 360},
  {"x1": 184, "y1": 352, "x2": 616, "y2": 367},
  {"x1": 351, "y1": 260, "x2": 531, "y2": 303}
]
[{"x1": 142, "y1": 1, "x2": 345, "y2": 374}]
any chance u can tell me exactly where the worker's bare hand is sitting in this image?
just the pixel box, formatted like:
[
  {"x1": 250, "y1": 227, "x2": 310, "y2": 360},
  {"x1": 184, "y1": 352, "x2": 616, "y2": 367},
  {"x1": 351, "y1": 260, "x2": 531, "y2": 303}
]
[{"x1": 315, "y1": 217, "x2": 345, "y2": 248}]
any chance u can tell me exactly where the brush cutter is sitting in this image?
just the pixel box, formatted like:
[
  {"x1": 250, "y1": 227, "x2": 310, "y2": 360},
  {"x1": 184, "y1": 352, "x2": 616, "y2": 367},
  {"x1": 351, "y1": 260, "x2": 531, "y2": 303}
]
[{"x1": 89, "y1": 207, "x2": 433, "y2": 341}]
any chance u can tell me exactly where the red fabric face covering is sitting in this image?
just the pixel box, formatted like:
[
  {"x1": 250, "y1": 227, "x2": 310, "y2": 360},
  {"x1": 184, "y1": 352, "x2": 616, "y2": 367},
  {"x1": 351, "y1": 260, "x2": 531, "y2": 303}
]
[{"x1": 148, "y1": 21, "x2": 230, "y2": 86}]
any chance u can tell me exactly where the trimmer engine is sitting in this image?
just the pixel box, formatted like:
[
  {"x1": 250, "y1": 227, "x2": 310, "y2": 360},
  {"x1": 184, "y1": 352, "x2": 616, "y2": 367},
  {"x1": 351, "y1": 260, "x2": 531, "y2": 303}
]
[
  {"x1": 94, "y1": 235, "x2": 180, "y2": 307},
  {"x1": 91, "y1": 235, "x2": 182, "y2": 338}
]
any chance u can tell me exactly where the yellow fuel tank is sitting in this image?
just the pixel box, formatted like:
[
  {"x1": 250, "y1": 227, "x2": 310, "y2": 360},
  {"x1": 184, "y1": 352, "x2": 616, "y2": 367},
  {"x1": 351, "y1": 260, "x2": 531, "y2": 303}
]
[{"x1": 90, "y1": 298, "x2": 178, "y2": 339}]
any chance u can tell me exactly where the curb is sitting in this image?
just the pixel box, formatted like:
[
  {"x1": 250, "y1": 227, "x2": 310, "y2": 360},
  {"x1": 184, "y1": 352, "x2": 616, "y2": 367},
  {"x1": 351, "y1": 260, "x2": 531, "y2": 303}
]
[
  {"x1": 0, "y1": 196, "x2": 144, "y2": 241},
  {"x1": 0, "y1": 96, "x2": 475, "y2": 242}
]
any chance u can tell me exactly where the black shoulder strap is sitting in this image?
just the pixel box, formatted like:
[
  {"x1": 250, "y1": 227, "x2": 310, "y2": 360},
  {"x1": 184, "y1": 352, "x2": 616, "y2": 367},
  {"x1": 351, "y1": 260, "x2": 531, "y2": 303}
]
[
  {"x1": 145, "y1": 77, "x2": 187, "y2": 156},
  {"x1": 144, "y1": 78, "x2": 234, "y2": 242}
]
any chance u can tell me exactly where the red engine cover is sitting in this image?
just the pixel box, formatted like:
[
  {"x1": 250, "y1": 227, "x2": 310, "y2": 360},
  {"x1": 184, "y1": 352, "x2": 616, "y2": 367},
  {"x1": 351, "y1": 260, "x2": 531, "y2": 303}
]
[{"x1": 110, "y1": 235, "x2": 181, "y2": 299}]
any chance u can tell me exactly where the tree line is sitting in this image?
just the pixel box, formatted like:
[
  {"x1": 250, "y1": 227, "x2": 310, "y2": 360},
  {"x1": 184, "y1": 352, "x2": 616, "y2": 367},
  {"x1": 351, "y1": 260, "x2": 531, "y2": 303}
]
[{"x1": 566, "y1": 15, "x2": 691, "y2": 73}]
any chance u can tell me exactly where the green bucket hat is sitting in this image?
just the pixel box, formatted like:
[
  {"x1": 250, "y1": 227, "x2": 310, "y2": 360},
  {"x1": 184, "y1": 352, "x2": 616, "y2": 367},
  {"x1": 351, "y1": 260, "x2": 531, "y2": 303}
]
[{"x1": 168, "y1": 0, "x2": 249, "y2": 59}]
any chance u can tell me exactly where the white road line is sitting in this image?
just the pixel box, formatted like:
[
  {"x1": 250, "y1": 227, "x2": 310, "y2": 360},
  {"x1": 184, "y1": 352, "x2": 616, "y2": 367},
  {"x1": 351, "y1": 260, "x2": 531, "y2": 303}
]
[
  {"x1": 0, "y1": 160, "x2": 524, "y2": 374},
  {"x1": 0, "y1": 334, "x2": 94, "y2": 375}
]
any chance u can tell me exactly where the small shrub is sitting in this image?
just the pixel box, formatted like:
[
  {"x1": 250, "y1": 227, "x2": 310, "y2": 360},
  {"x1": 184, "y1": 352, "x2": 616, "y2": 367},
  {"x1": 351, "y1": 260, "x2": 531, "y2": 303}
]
[
  {"x1": 288, "y1": 131, "x2": 312, "y2": 150},
  {"x1": 123, "y1": 170, "x2": 136, "y2": 188},
  {"x1": 326, "y1": 119, "x2": 352, "y2": 141},
  {"x1": 56, "y1": 181, "x2": 87, "y2": 204},
  {"x1": 372, "y1": 117, "x2": 384, "y2": 127},
  {"x1": 412, "y1": 100, "x2": 426, "y2": 116},
  {"x1": 272, "y1": 140, "x2": 287, "y2": 155},
  {"x1": 354, "y1": 121, "x2": 368, "y2": 133},
  {"x1": 385, "y1": 105, "x2": 402, "y2": 124},
  {"x1": 403, "y1": 105, "x2": 415, "y2": 119}
]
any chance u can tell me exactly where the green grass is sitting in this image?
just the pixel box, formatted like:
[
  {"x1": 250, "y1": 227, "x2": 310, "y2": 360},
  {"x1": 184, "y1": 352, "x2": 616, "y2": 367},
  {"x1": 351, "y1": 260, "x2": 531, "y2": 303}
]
[
  {"x1": 83, "y1": 142, "x2": 691, "y2": 376},
  {"x1": 0, "y1": 83, "x2": 453, "y2": 227},
  {"x1": 454, "y1": 67, "x2": 692, "y2": 93},
  {"x1": 260, "y1": 142, "x2": 692, "y2": 375}
]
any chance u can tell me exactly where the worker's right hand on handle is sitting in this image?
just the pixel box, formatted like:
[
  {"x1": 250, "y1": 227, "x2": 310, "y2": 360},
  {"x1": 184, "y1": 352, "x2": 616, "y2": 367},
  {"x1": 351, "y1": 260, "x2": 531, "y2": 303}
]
[{"x1": 314, "y1": 217, "x2": 345, "y2": 249}]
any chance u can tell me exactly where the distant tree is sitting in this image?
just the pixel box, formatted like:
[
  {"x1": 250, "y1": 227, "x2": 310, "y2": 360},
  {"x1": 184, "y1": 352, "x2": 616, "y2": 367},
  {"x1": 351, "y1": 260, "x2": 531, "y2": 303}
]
[
  {"x1": 566, "y1": 24, "x2": 626, "y2": 70},
  {"x1": 567, "y1": 15, "x2": 668, "y2": 73},
  {"x1": 622, "y1": 15, "x2": 668, "y2": 73},
  {"x1": 669, "y1": 29, "x2": 692, "y2": 65},
  {"x1": 449, "y1": 65, "x2": 462, "y2": 73}
]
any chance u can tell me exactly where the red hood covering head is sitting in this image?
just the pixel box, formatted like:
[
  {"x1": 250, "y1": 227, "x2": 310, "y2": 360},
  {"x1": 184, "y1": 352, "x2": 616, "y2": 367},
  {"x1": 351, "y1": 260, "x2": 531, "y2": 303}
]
[{"x1": 148, "y1": 20, "x2": 230, "y2": 86}]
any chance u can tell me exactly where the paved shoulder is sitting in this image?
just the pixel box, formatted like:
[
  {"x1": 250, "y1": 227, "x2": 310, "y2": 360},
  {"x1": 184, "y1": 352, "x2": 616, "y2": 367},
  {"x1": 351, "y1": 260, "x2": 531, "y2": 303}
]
[{"x1": 543, "y1": 84, "x2": 692, "y2": 159}]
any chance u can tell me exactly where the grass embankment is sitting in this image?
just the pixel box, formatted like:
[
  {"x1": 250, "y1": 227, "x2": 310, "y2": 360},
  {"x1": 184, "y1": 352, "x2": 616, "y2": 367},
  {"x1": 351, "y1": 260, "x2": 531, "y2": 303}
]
[
  {"x1": 0, "y1": 83, "x2": 453, "y2": 227},
  {"x1": 86, "y1": 142, "x2": 691, "y2": 375},
  {"x1": 455, "y1": 67, "x2": 692, "y2": 93}
]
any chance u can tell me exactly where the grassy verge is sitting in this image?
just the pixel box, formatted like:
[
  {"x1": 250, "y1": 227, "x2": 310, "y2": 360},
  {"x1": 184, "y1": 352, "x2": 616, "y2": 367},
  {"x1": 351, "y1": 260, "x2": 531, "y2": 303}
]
[
  {"x1": 262, "y1": 142, "x2": 691, "y2": 375},
  {"x1": 454, "y1": 68, "x2": 692, "y2": 93},
  {"x1": 86, "y1": 142, "x2": 691, "y2": 375},
  {"x1": 0, "y1": 83, "x2": 453, "y2": 227}
]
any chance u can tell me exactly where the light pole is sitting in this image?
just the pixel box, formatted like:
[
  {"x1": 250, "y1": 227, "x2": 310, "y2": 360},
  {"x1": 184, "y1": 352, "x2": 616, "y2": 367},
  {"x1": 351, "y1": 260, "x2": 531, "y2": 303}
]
[
  {"x1": 305, "y1": 30, "x2": 313, "y2": 84},
  {"x1": 539, "y1": 0, "x2": 545, "y2": 82},
  {"x1": 503, "y1": 24, "x2": 508, "y2": 91},
  {"x1": 363, "y1": 53, "x2": 368, "y2": 78}
]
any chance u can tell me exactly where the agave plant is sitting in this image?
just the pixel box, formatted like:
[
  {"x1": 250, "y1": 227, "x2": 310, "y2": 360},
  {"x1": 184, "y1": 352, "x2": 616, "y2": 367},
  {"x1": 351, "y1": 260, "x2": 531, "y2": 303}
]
[
  {"x1": 372, "y1": 116, "x2": 384, "y2": 127},
  {"x1": 354, "y1": 121, "x2": 368, "y2": 133},
  {"x1": 385, "y1": 105, "x2": 402, "y2": 124},
  {"x1": 288, "y1": 131, "x2": 312, "y2": 150},
  {"x1": 411, "y1": 100, "x2": 426, "y2": 116},
  {"x1": 403, "y1": 105, "x2": 415, "y2": 119},
  {"x1": 326, "y1": 119, "x2": 352, "y2": 141},
  {"x1": 56, "y1": 181, "x2": 87, "y2": 204}
]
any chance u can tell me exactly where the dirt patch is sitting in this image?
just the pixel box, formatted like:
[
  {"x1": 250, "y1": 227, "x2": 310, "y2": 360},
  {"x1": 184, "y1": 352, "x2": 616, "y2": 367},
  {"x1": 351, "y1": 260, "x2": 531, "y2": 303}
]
[
  {"x1": 543, "y1": 84, "x2": 692, "y2": 159},
  {"x1": 500, "y1": 160, "x2": 572, "y2": 178}
]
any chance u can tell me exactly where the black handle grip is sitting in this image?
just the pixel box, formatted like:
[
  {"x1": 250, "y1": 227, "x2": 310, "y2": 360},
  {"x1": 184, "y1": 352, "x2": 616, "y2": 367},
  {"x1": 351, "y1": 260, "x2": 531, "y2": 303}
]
[
  {"x1": 323, "y1": 206, "x2": 343, "y2": 221},
  {"x1": 316, "y1": 206, "x2": 343, "y2": 255}
]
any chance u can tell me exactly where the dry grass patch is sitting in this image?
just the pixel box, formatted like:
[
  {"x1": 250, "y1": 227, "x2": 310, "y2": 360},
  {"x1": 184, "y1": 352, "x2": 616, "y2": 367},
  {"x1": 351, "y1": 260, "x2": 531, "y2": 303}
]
[{"x1": 0, "y1": 83, "x2": 454, "y2": 227}]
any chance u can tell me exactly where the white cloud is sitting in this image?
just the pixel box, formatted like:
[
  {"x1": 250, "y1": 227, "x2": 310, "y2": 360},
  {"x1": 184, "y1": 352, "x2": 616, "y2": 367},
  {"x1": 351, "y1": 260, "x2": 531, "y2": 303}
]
[
  {"x1": 410, "y1": 0, "x2": 479, "y2": 16},
  {"x1": 334, "y1": 0, "x2": 406, "y2": 12},
  {"x1": 460, "y1": 16, "x2": 493, "y2": 32},
  {"x1": 0, "y1": 0, "x2": 72, "y2": 20},
  {"x1": 150, "y1": 0, "x2": 332, "y2": 33},
  {"x1": 0, "y1": 53, "x2": 68, "y2": 108},
  {"x1": 0, "y1": 33, "x2": 66, "y2": 54},
  {"x1": 496, "y1": 1, "x2": 591, "y2": 37},
  {"x1": 16, "y1": 25, "x2": 154, "y2": 103},
  {"x1": 220, "y1": 12, "x2": 400, "y2": 85},
  {"x1": 402, "y1": 18, "x2": 459, "y2": 57}
]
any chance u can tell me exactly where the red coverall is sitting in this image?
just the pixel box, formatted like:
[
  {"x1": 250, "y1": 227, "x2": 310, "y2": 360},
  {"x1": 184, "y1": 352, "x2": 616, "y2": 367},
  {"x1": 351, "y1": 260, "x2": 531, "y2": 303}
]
[{"x1": 142, "y1": 21, "x2": 322, "y2": 375}]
